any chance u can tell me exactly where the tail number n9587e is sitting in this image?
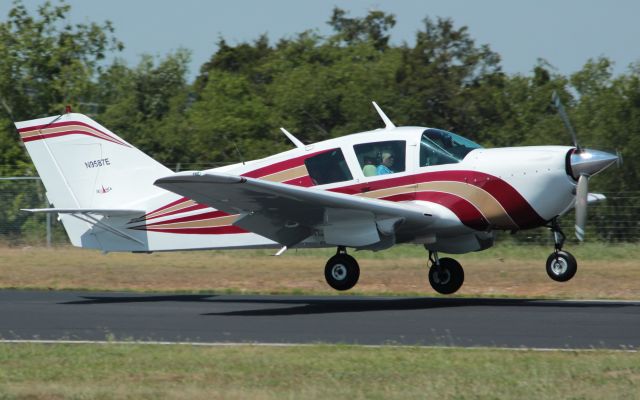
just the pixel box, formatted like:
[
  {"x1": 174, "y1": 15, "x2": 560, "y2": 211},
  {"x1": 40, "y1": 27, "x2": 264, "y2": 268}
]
[{"x1": 84, "y1": 158, "x2": 111, "y2": 169}]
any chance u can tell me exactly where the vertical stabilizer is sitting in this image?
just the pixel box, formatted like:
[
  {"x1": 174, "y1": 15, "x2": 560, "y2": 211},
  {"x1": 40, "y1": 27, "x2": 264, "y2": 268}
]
[{"x1": 15, "y1": 113, "x2": 171, "y2": 247}]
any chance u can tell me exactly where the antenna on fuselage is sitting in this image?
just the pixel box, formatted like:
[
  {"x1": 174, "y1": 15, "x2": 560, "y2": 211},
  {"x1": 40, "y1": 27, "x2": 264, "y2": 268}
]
[
  {"x1": 280, "y1": 127, "x2": 305, "y2": 149},
  {"x1": 372, "y1": 101, "x2": 396, "y2": 129}
]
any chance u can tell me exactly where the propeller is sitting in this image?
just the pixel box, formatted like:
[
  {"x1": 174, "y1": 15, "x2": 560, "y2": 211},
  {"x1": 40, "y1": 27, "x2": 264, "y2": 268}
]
[
  {"x1": 574, "y1": 174, "x2": 588, "y2": 241},
  {"x1": 551, "y1": 91, "x2": 580, "y2": 151},
  {"x1": 551, "y1": 91, "x2": 618, "y2": 241}
]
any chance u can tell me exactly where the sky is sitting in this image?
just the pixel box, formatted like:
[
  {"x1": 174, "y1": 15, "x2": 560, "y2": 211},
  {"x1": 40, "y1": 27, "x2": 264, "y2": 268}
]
[{"x1": 2, "y1": 0, "x2": 640, "y2": 82}]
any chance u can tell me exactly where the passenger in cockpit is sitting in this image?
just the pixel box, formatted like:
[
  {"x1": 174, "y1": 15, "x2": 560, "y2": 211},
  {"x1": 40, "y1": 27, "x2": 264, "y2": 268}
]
[
  {"x1": 362, "y1": 156, "x2": 377, "y2": 177},
  {"x1": 376, "y1": 152, "x2": 395, "y2": 175}
]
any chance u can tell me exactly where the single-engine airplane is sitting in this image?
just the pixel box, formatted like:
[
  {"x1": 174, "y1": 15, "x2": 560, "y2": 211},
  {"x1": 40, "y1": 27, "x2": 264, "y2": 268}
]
[{"x1": 16, "y1": 96, "x2": 619, "y2": 294}]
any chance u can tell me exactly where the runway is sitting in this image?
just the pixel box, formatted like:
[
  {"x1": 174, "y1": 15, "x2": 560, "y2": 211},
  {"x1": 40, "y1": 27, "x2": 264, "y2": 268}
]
[{"x1": 1, "y1": 290, "x2": 638, "y2": 349}]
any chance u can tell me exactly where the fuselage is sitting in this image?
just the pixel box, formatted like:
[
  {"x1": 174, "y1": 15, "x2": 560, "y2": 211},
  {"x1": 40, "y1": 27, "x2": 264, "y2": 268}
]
[{"x1": 128, "y1": 126, "x2": 577, "y2": 253}]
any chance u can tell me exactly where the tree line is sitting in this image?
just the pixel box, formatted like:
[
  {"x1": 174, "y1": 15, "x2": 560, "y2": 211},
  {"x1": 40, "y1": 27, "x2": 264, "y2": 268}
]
[{"x1": 0, "y1": 1, "x2": 637, "y2": 242}]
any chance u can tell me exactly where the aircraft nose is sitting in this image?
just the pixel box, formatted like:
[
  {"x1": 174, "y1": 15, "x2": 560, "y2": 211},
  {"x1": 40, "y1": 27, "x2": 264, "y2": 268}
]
[{"x1": 569, "y1": 148, "x2": 619, "y2": 178}]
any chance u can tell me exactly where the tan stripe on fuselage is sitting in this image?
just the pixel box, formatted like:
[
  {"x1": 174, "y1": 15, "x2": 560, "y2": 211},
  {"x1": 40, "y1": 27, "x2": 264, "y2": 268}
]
[
  {"x1": 358, "y1": 180, "x2": 517, "y2": 229},
  {"x1": 146, "y1": 200, "x2": 197, "y2": 219},
  {"x1": 416, "y1": 181, "x2": 517, "y2": 228},
  {"x1": 145, "y1": 215, "x2": 238, "y2": 229},
  {"x1": 260, "y1": 165, "x2": 309, "y2": 182},
  {"x1": 357, "y1": 184, "x2": 416, "y2": 199}
]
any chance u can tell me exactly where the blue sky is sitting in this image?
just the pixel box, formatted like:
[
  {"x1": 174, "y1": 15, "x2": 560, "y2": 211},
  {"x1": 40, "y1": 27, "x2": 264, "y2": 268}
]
[{"x1": 2, "y1": 0, "x2": 639, "y2": 82}]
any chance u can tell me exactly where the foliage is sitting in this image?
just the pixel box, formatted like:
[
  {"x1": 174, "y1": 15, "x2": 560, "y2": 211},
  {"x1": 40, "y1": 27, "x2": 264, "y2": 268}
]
[{"x1": 0, "y1": 2, "x2": 638, "y2": 241}]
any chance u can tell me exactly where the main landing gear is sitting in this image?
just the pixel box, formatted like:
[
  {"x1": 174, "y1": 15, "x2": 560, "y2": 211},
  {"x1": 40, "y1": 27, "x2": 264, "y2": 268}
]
[
  {"x1": 324, "y1": 246, "x2": 360, "y2": 291},
  {"x1": 427, "y1": 249, "x2": 464, "y2": 295},
  {"x1": 546, "y1": 218, "x2": 578, "y2": 282},
  {"x1": 323, "y1": 246, "x2": 466, "y2": 294}
]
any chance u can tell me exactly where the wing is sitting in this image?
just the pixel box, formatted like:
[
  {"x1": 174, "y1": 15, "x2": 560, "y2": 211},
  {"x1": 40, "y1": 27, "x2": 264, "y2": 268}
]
[{"x1": 155, "y1": 172, "x2": 434, "y2": 248}]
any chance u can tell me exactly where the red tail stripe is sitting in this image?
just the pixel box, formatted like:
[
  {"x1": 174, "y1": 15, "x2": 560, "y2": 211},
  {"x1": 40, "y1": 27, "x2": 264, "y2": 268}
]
[
  {"x1": 22, "y1": 130, "x2": 129, "y2": 147},
  {"x1": 19, "y1": 120, "x2": 109, "y2": 134},
  {"x1": 19, "y1": 120, "x2": 129, "y2": 147}
]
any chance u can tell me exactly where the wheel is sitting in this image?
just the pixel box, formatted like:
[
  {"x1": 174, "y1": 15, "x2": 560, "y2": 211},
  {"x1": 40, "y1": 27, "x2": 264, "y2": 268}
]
[
  {"x1": 324, "y1": 254, "x2": 360, "y2": 291},
  {"x1": 428, "y1": 257, "x2": 464, "y2": 295},
  {"x1": 546, "y1": 251, "x2": 577, "y2": 282}
]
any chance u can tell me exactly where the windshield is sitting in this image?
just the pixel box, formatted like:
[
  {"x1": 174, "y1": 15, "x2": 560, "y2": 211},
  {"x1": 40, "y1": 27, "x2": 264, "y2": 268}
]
[{"x1": 420, "y1": 129, "x2": 482, "y2": 167}]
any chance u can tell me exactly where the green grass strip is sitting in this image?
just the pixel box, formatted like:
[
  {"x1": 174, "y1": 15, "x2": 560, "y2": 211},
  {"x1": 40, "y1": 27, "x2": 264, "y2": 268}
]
[{"x1": 0, "y1": 343, "x2": 638, "y2": 399}]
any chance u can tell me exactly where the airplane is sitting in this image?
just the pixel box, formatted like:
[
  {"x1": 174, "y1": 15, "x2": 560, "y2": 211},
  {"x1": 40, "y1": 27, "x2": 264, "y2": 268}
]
[{"x1": 15, "y1": 96, "x2": 619, "y2": 295}]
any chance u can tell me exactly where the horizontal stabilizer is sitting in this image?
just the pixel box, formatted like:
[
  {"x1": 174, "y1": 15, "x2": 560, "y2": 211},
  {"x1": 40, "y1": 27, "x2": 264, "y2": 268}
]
[{"x1": 22, "y1": 208, "x2": 144, "y2": 217}]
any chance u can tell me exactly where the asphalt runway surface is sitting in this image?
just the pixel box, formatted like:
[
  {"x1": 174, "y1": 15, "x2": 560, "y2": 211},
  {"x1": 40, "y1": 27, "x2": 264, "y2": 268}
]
[{"x1": 1, "y1": 290, "x2": 638, "y2": 349}]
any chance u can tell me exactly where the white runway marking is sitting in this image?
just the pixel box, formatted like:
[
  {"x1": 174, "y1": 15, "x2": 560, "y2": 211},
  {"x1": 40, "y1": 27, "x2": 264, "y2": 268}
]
[{"x1": 0, "y1": 339, "x2": 637, "y2": 353}]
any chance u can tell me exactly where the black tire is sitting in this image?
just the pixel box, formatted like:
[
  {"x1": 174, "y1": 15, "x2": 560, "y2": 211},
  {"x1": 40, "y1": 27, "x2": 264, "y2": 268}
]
[
  {"x1": 428, "y1": 257, "x2": 464, "y2": 295},
  {"x1": 324, "y1": 254, "x2": 360, "y2": 291},
  {"x1": 546, "y1": 251, "x2": 577, "y2": 282}
]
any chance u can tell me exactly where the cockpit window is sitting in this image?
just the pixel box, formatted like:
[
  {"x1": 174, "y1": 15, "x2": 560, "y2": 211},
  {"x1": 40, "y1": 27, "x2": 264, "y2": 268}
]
[
  {"x1": 305, "y1": 148, "x2": 353, "y2": 185},
  {"x1": 420, "y1": 129, "x2": 482, "y2": 167},
  {"x1": 354, "y1": 140, "x2": 406, "y2": 177}
]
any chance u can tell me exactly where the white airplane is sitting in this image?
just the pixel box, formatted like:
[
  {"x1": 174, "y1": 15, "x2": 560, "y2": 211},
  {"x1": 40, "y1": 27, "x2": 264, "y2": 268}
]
[{"x1": 16, "y1": 97, "x2": 618, "y2": 294}]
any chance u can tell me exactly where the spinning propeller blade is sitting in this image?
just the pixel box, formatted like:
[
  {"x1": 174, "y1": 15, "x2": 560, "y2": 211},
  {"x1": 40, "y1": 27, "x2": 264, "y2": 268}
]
[
  {"x1": 551, "y1": 91, "x2": 580, "y2": 151},
  {"x1": 574, "y1": 175, "x2": 589, "y2": 241}
]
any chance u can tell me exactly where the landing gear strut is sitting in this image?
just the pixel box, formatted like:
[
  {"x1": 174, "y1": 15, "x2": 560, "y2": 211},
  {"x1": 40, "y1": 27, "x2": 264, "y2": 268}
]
[
  {"x1": 427, "y1": 249, "x2": 464, "y2": 295},
  {"x1": 546, "y1": 218, "x2": 577, "y2": 282},
  {"x1": 324, "y1": 246, "x2": 360, "y2": 291}
]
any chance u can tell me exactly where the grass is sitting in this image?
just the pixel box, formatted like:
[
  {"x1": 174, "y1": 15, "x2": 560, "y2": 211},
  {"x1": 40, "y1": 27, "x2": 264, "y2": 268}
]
[
  {"x1": 0, "y1": 343, "x2": 638, "y2": 399},
  {"x1": 1, "y1": 243, "x2": 639, "y2": 299}
]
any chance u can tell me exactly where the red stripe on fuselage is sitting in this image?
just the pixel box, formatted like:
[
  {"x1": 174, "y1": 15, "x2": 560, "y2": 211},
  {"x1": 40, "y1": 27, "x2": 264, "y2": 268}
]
[
  {"x1": 282, "y1": 175, "x2": 314, "y2": 187},
  {"x1": 241, "y1": 149, "x2": 332, "y2": 178},
  {"x1": 143, "y1": 203, "x2": 210, "y2": 222},
  {"x1": 380, "y1": 191, "x2": 489, "y2": 231},
  {"x1": 140, "y1": 210, "x2": 231, "y2": 228},
  {"x1": 132, "y1": 225, "x2": 247, "y2": 235},
  {"x1": 330, "y1": 170, "x2": 544, "y2": 229},
  {"x1": 142, "y1": 197, "x2": 192, "y2": 218}
]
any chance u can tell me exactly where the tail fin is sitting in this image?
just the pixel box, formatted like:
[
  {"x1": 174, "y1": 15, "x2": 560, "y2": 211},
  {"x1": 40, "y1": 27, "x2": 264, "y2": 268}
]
[{"x1": 16, "y1": 113, "x2": 171, "y2": 246}]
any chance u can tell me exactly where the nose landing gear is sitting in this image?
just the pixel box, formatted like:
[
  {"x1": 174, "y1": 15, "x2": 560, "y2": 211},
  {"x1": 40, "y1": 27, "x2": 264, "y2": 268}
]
[
  {"x1": 546, "y1": 218, "x2": 578, "y2": 282},
  {"x1": 427, "y1": 249, "x2": 464, "y2": 295},
  {"x1": 324, "y1": 246, "x2": 360, "y2": 291}
]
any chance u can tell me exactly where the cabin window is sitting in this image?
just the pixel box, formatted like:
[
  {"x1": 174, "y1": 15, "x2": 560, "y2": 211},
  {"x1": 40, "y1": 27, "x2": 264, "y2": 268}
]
[
  {"x1": 420, "y1": 129, "x2": 482, "y2": 167},
  {"x1": 353, "y1": 140, "x2": 406, "y2": 177},
  {"x1": 304, "y1": 148, "x2": 353, "y2": 185}
]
